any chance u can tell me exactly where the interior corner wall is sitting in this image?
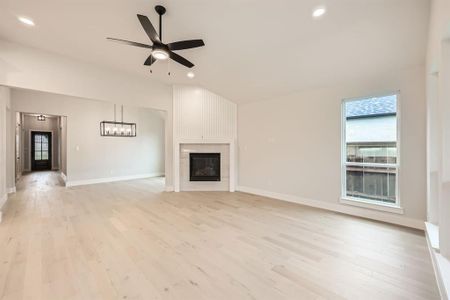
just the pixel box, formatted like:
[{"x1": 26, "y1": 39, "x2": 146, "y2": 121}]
[
  {"x1": 60, "y1": 116, "x2": 67, "y2": 176},
  {"x1": 6, "y1": 101, "x2": 14, "y2": 191},
  {"x1": 426, "y1": 0, "x2": 450, "y2": 260},
  {"x1": 11, "y1": 89, "x2": 165, "y2": 184},
  {"x1": 0, "y1": 86, "x2": 11, "y2": 210},
  {"x1": 238, "y1": 64, "x2": 426, "y2": 227}
]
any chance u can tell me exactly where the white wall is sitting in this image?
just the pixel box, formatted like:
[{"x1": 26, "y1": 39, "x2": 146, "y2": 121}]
[
  {"x1": 5, "y1": 99, "x2": 13, "y2": 192},
  {"x1": 14, "y1": 112, "x2": 21, "y2": 180},
  {"x1": 426, "y1": 0, "x2": 450, "y2": 263},
  {"x1": 11, "y1": 89, "x2": 165, "y2": 184},
  {"x1": 0, "y1": 39, "x2": 173, "y2": 188},
  {"x1": 0, "y1": 40, "x2": 171, "y2": 111},
  {"x1": 60, "y1": 116, "x2": 67, "y2": 176},
  {"x1": 0, "y1": 86, "x2": 11, "y2": 216},
  {"x1": 238, "y1": 65, "x2": 426, "y2": 228}
]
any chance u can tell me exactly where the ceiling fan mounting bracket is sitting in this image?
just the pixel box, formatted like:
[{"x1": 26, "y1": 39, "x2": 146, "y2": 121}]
[{"x1": 155, "y1": 5, "x2": 166, "y2": 16}]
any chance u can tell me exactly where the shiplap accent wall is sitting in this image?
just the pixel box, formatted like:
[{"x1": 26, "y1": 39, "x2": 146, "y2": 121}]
[
  {"x1": 173, "y1": 85, "x2": 237, "y2": 140},
  {"x1": 172, "y1": 85, "x2": 237, "y2": 192}
]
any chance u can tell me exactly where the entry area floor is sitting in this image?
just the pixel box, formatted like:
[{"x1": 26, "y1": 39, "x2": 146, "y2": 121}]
[{"x1": 0, "y1": 172, "x2": 440, "y2": 299}]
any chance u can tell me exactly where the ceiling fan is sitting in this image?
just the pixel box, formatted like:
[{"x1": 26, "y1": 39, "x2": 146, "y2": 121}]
[{"x1": 107, "y1": 5, "x2": 204, "y2": 69}]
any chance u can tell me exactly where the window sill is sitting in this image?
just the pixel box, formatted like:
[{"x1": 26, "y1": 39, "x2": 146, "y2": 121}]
[{"x1": 340, "y1": 197, "x2": 404, "y2": 214}]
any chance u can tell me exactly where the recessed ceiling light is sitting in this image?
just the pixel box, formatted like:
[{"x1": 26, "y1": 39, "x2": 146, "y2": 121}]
[
  {"x1": 18, "y1": 16, "x2": 35, "y2": 26},
  {"x1": 187, "y1": 72, "x2": 195, "y2": 79},
  {"x1": 312, "y1": 6, "x2": 326, "y2": 18}
]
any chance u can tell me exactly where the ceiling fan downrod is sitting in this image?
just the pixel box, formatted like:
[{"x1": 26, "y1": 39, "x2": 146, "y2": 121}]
[{"x1": 155, "y1": 5, "x2": 166, "y2": 41}]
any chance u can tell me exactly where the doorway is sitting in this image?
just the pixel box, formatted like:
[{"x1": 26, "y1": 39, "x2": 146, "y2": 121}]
[{"x1": 31, "y1": 131, "x2": 52, "y2": 171}]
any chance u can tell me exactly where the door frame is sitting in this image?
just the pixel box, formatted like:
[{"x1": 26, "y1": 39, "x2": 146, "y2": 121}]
[{"x1": 31, "y1": 131, "x2": 52, "y2": 171}]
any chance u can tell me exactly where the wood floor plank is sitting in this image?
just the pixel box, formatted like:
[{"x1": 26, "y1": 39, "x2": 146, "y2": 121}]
[{"x1": 0, "y1": 171, "x2": 440, "y2": 300}]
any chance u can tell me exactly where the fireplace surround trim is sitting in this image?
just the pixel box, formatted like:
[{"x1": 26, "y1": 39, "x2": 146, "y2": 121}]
[{"x1": 173, "y1": 139, "x2": 236, "y2": 192}]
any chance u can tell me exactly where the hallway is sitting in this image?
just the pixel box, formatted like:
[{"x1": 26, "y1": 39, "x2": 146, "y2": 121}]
[{"x1": 16, "y1": 171, "x2": 65, "y2": 192}]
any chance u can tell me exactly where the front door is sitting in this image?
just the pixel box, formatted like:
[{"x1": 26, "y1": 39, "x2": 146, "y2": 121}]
[{"x1": 31, "y1": 132, "x2": 52, "y2": 171}]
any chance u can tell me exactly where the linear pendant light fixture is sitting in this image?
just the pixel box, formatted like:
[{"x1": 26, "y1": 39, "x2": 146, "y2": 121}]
[{"x1": 100, "y1": 104, "x2": 136, "y2": 137}]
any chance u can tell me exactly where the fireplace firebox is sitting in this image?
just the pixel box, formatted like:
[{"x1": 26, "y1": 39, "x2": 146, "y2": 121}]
[{"x1": 189, "y1": 153, "x2": 221, "y2": 181}]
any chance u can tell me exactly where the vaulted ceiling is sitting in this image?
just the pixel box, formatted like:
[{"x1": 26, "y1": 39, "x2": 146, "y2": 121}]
[{"x1": 0, "y1": 0, "x2": 430, "y2": 103}]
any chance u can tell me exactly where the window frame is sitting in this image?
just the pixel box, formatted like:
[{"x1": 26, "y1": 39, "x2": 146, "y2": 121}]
[{"x1": 340, "y1": 92, "x2": 403, "y2": 214}]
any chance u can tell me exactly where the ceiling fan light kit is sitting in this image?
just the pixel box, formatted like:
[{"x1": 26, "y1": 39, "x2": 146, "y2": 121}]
[
  {"x1": 152, "y1": 49, "x2": 169, "y2": 60},
  {"x1": 107, "y1": 5, "x2": 205, "y2": 73}
]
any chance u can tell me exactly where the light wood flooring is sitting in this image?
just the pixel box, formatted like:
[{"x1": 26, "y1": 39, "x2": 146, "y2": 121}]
[{"x1": 0, "y1": 171, "x2": 440, "y2": 299}]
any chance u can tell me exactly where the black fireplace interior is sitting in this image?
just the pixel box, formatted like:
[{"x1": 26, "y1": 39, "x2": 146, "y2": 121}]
[{"x1": 190, "y1": 153, "x2": 221, "y2": 181}]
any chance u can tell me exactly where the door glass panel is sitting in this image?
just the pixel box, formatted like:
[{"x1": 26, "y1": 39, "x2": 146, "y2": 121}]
[{"x1": 33, "y1": 133, "x2": 50, "y2": 163}]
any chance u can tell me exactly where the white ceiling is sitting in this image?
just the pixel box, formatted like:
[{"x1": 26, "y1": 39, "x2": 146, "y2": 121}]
[{"x1": 0, "y1": 0, "x2": 430, "y2": 103}]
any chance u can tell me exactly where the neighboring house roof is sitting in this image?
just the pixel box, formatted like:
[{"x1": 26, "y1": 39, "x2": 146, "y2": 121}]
[
  {"x1": 345, "y1": 95, "x2": 397, "y2": 119},
  {"x1": 346, "y1": 116, "x2": 397, "y2": 143}
]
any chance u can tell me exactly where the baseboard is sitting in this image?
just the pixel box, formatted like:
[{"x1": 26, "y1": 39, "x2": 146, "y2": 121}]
[
  {"x1": 237, "y1": 185, "x2": 425, "y2": 230},
  {"x1": 7, "y1": 187, "x2": 16, "y2": 194},
  {"x1": 426, "y1": 227, "x2": 450, "y2": 300},
  {"x1": 165, "y1": 185, "x2": 174, "y2": 192},
  {"x1": 66, "y1": 173, "x2": 165, "y2": 187}
]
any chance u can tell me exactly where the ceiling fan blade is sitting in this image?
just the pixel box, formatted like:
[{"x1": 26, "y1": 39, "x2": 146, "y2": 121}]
[
  {"x1": 169, "y1": 51, "x2": 194, "y2": 68},
  {"x1": 167, "y1": 39, "x2": 205, "y2": 51},
  {"x1": 106, "y1": 37, "x2": 152, "y2": 49},
  {"x1": 137, "y1": 14, "x2": 161, "y2": 43},
  {"x1": 144, "y1": 54, "x2": 156, "y2": 66}
]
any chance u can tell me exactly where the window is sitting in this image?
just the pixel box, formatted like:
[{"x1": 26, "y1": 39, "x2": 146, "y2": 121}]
[{"x1": 342, "y1": 94, "x2": 399, "y2": 207}]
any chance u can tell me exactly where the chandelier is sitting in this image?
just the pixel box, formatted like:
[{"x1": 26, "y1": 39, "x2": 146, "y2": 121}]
[{"x1": 100, "y1": 105, "x2": 136, "y2": 137}]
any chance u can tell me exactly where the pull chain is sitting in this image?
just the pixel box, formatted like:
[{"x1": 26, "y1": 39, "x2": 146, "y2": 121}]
[
  {"x1": 167, "y1": 58, "x2": 171, "y2": 76},
  {"x1": 150, "y1": 55, "x2": 153, "y2": 74}
]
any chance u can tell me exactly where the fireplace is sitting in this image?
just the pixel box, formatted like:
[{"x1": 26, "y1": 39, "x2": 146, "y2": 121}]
[{"x1": 190, "y1": 153, "x2": 221, "y2": 181}]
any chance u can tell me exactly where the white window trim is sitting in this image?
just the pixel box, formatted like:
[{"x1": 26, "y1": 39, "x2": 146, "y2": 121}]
[
  {"x1": 340, "y1": 91, "x2": 403, "y2": 214},
  {"x1": 340, "y1": 197, "x2": 404, "y2": 214}
]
